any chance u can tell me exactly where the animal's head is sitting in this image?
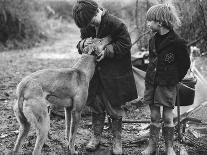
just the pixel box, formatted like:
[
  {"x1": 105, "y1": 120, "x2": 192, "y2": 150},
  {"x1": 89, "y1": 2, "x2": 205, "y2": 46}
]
[
  {"x1": 82, "y1": 36, "x2": 112, "y2": 57},
  {"x1": 82, "y1": 38, "x2": 101, "y2": 56}
]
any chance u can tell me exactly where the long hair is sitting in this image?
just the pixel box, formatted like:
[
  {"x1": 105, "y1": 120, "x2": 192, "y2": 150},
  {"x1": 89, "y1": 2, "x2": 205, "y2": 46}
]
[{"x1": 146, "y1": 3, "x2": 181, "y2": 29}]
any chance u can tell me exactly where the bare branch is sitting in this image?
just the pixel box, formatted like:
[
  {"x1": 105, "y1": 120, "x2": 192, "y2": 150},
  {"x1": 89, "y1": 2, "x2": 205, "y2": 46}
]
[
  {"x1": 187, "y1": 35, "x2": 207, "y2": 47},
  {"x1": 132, "y1": 30, "x2": 151, "y2": 47}
]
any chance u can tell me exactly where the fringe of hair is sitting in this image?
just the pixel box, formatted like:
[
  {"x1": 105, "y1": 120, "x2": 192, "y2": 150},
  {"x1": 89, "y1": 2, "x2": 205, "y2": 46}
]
[{"x1": 146, "y1": 2, "x2": 181, "y2": 29}]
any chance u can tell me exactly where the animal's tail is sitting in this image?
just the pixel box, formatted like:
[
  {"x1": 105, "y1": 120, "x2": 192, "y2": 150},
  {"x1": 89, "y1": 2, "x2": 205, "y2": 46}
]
[
  {"x1": 13, "y1": 79, "x2": 50, "y2": 154},
  {"x1": 14, "y1": 79, "x2": 47, "y2": 126},
  {"x1": 13, "y1": 82, "x2": 29, "y2": 125}
]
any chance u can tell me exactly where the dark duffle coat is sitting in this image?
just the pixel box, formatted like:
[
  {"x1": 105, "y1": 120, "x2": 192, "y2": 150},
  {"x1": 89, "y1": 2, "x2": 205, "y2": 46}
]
[
  {"x1": 145, "y1": 30, "x2": 191, "y2": 86},
  {"x1": 77, "y1": 10, "x2": 137, "y2": 107}
]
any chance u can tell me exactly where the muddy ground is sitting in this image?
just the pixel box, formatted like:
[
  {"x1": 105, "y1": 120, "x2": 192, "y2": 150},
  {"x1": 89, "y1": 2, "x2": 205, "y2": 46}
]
[{"x1": 1, "y1": 25, "x2": 207, "y2": 155}]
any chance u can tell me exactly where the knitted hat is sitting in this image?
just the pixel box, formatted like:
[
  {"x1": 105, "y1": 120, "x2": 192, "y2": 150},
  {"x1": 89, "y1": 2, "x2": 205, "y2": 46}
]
[
  {"x1": 146, "y1": 4, "x2": 181, "y2": 29},
  {"x1": 73, "y1": 0, "x2": 98, "y2": 28}
]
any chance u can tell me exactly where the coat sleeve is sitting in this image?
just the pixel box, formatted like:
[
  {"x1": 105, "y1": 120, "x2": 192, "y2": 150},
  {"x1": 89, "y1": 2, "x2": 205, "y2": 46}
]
[
  {"x1": 109, "y1": 23, "x2": 132, "y2": 59},
  {"x1": 76, "y1": 28, "x2": 91, "y2": 54},
  {"x1": 175, "y1": 40, "x2": 191, "y2": 81}
]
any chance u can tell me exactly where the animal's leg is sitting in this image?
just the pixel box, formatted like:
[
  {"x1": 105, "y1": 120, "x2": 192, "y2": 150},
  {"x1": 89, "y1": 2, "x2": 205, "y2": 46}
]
[
  {"x1": 13, "y1": 101, "x2": 31, "y2": 154},
  {"x1": 13, "y1": 123, "x2": 31, "y2": 154},
  {"x1": 68, "y1": 96, "x2": 86, "y2": 155},
  {"x1": 13, "y1": 99, "x2": 31, "y2": 154},
  {"x1": 64, "y1": 107, "x2": 72, "y2": 142},
  {"x1": 68, "y1": 110, "x2": 81, "y2": 155},
  {"x1": 33, "y1": 111, "x2": 50, "y2": 155},
  {"x1": 23, "y1": 98, "x2": 50, "y2": 155}
]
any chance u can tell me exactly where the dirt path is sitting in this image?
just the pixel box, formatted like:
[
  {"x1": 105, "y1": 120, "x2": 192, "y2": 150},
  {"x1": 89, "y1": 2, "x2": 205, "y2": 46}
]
[{"x1": 0, "y1": 27, "x2": 207, "y2": 155}]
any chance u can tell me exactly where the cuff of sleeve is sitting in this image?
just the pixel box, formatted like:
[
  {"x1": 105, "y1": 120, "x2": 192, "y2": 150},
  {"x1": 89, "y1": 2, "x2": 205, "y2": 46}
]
[
  {"x1": 77, "y1": 39, "x2": 86, "y2": 54},
  {"x1": 105, "y1": 44, "x2": 114, "y2": 58},
  {"x1": 80, "y1": 39, "x2": 86, "y2": 51}
]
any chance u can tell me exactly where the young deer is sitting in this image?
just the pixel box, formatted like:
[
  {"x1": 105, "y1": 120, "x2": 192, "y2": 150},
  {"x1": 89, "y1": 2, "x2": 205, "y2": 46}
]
[{"x1": 13, "y1": 36, "x2": 111, "y2": 155}]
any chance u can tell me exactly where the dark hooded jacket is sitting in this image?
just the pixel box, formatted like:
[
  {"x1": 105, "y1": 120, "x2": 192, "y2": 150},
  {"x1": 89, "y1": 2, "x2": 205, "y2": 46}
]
[
  {"x1": 76, "y1": 10, "x2": 137, "y2": 107},
  {"x1": 145, "y1": 30, "x2": 190, "y2": 86}
]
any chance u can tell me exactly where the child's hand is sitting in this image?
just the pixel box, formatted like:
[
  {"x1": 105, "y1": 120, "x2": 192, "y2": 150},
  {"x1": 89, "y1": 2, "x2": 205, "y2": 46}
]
[
  {"x1": 83, "y1": 37, "x2": 93, "y2": 47},
  {"x1": 96, "y1": 50, "x2": 106, "y2": 62},
  {"x1": 83, "y1": 44, "x2": 96, "y2": 54}
]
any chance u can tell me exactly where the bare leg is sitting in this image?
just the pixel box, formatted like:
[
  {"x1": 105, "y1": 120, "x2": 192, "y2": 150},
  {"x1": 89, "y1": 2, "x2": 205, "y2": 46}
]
[
  {"x1": 163, "y1": 107, "x2": 174, "y2": 127},
  {"x1": 150, "y1": 105, "x2": 161, "y2": 126}
]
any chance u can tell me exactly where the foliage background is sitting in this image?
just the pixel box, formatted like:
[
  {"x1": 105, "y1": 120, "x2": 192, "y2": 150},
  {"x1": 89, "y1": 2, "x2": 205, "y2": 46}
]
[{"x1": 0, "y1": 0, "x2": 206, "y2": 52}]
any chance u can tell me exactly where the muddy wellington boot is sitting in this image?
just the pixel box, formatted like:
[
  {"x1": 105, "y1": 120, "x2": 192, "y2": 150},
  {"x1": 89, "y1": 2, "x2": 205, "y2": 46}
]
[
  {"x1": 112, "y1": 117, "x2": 122, "y2": 155},
  {"x1": 141, "y1": 124, "x2": 161, "y2": 155},
  {"x1": 163, "y1": 127, "x2": 176, "y2": 155},
  {"x1": 86, "y1": 113, "x2": 105, "y2": 151}
]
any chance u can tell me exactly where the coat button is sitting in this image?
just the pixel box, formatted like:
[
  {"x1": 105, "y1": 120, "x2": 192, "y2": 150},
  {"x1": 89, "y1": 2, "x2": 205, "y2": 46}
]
[
  {"x1": 154, "y1": 68, "x2": 156, "y2": 71},
  {"x1": 98, "y1": 67, "x2": 101, "y2": 70}
]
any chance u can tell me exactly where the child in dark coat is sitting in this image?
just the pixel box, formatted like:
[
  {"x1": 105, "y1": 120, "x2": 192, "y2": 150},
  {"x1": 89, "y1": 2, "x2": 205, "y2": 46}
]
[
  {"x1": 72, "y1": 0, "x2": 137, "y2": 154},
  {"x1": 142, "y1": 3, "x2": 190, "y2": 155}
]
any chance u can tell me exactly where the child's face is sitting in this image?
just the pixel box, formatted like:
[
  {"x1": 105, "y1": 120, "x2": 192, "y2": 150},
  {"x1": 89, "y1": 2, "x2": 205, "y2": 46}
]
[
  {"x1": 89, "y1": 8, "x2": 102, "y2": 27},
  {"x1": 147, "y1": 20, "x2": 160, "y2": 33}
]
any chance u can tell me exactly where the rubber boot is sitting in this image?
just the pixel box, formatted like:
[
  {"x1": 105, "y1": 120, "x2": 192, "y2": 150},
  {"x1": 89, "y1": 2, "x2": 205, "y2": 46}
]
[
  {"x1": 141, "y1": 124, "x2": 161, "y2": 155},
  {"x1": 163, "y1": 127, "x2": 176, "y2": 155},
  {"x1": 112, "y1": 117, "x2": 122, "y2": 155},
  {"x1": 86, "y1": 113, "x2": 105, "y2": 151}
]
